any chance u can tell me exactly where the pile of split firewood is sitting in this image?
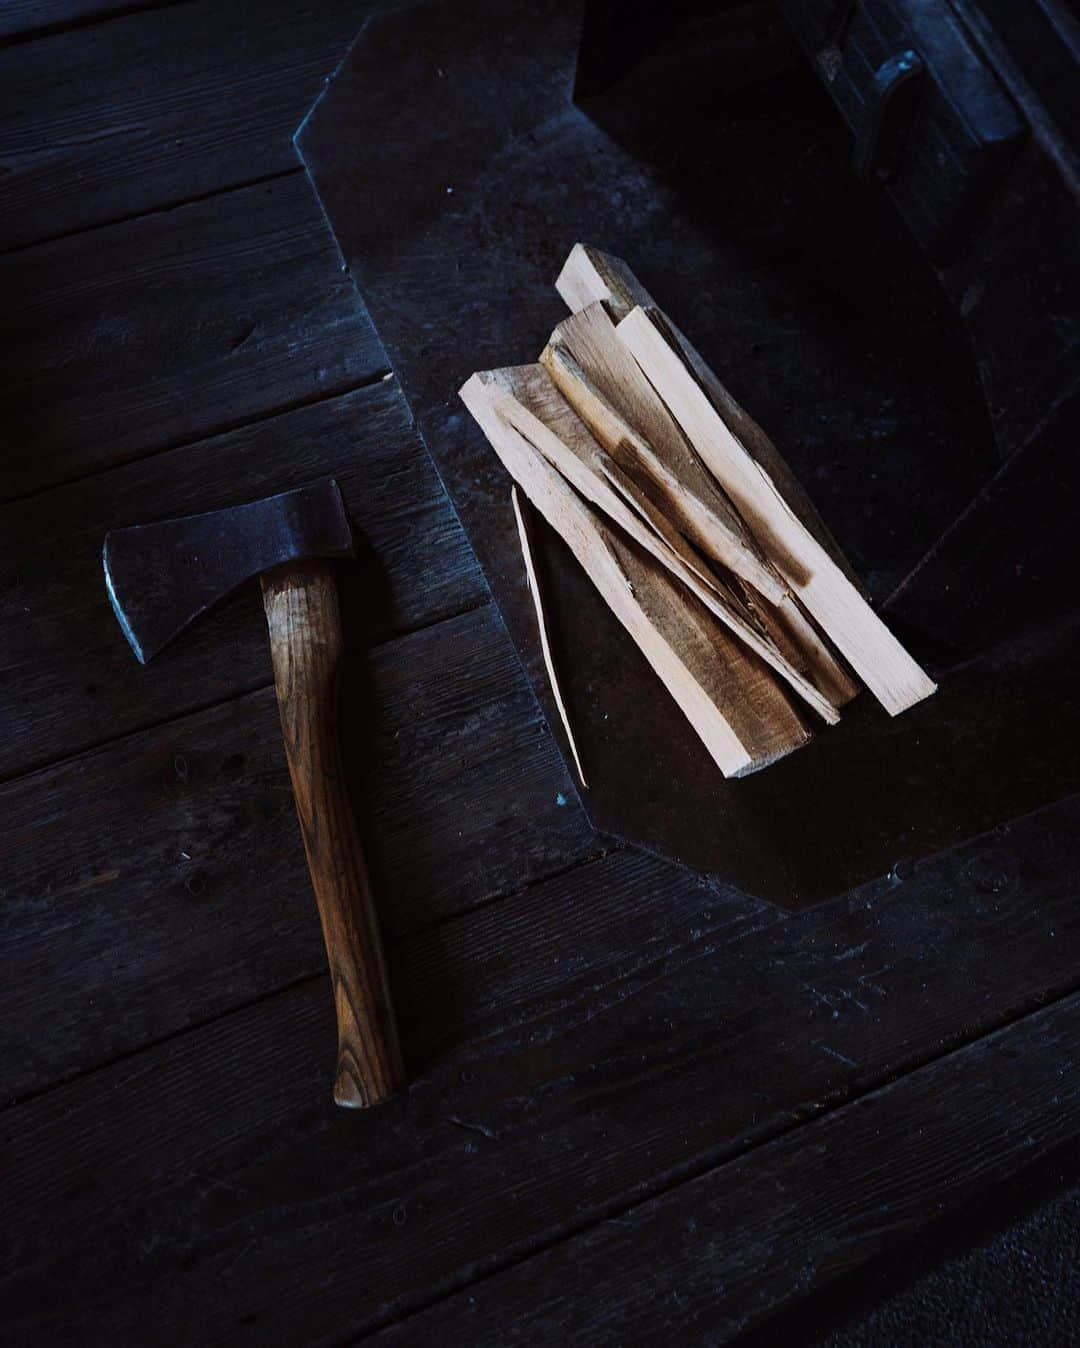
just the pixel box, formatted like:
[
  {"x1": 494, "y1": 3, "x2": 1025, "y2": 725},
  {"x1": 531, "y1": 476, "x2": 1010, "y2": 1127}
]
[{"x1": 461, "y1": 245, "x2": 935, "y2": 782}]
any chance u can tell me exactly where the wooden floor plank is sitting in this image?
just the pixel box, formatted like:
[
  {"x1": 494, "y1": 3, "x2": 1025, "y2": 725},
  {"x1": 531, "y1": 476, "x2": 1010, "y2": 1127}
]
[
  {"x1": 1, "y1": 794, "x2": 1077, "y2": 1342},
  {"x1": 2, "y1": 5, "x2": 1074, "y2": 1341},
  {"x1": 0, "y1": 376, "x2": 486, "y2": 781},
  {"x1": 0, "y1": 0, "x2": 387, "y2": 250},
  {"x1": 380, "y1": 991, "x2": 1080, "y2": 1346},
  {"x1": 0, "y1": 852, "x2": 752, "y2": 1336},
  {"x1": 0, "y1": 602, "x2": 595, "y2": 1101},
  {"x1": 0, "y1": 0, "x2": 178, "y2": 44},
  {"x1": 2, "y1": 172, "x2": 385, "y2": 499}
]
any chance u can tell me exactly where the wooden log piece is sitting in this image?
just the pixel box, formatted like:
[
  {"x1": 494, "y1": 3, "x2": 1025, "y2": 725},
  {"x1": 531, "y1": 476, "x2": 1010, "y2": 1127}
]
[
  {"x1": 616, "y1": 306, "x2": 936, "y2": 716},
  {"x1": 511, "y1": 484, "x2": 589, "y2": 789},
  {"x1": 477, "y1": 364, "x2": 841, "y2": 725},
  {"x1": 555, "y1": 242, "x2": 861, "y2": 586},
  {"x1": 460, "y1": 374, "x2": 813, "y2": 777}
]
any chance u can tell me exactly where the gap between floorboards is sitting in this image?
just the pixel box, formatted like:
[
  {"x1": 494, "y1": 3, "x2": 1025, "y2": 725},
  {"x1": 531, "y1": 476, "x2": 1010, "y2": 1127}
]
[
  {"x1": 0, "y1": 588, "x2": 491, "y2": 790},
  {"x1": 0, "y1": 0, "x2": 192, "y2": 50},
  {"x1": 0, "y1": 164, "x2": 302, "y2": 262},
  {"x1": 347, "y1": 972, "x2": 1080, "y2": 1342}
]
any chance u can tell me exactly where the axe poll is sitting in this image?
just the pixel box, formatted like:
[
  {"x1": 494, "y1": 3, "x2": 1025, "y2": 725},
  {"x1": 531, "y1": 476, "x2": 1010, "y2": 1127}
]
[{"x1": 104, "y1": 478, "x2": 404, "y2": 1109}]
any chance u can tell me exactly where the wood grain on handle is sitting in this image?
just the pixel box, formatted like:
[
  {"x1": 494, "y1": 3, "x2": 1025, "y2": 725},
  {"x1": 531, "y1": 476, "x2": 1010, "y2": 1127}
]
[{"x1": 261, "y1": 560, "x2": 404, "y2": 1109}]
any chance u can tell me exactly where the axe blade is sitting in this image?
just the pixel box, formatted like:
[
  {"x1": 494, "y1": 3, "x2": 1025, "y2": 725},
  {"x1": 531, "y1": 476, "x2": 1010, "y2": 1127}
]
[{"x1": 103, "y1": 478, "x2": 354, "y2": 663}]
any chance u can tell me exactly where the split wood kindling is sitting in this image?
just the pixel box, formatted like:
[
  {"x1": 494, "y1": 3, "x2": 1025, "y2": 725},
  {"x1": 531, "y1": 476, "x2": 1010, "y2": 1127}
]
[{"x1": 461, "y1": 245, "x2": 935, "y2": 782}]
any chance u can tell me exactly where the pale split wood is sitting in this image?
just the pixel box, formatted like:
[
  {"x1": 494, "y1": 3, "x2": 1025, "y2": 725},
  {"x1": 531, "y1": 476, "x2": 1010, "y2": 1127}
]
[
  {"x1": 511, "y1": 483, "x2": 589, "y2": 790},
  {"x1": 651, "y1": 307, "x2": 865, "y2": 590},
  {"x1": 594, "y1": 454, "x2": 854, "y2": 721},
  {"x1": 540, "y1": 307, "x2": 857, "y2": 712},
  {"x1": 730, "y1": 579, "x2": 858, "y2": 714},
  {"x1": 473, "y1": 365, "x2": 841, "y2": 725},
  {"x1": 597, "y1": 452, "x2": 727, "y2": 603},
  {"x1": 556, "y1": 243, "x2": 861, "y2": 586},
  {"x1": 555, "y1": 242, "x2": 652, "y2": 323},
  {"x1": 261, "y1": 562, "x2": 404, "y2": 1108},
  {"x1": 540, "y1": 327, "x2": 785, "y2": 604},
  {"x1": 460, "y1": 374, "x2": 812, "y2": 776},
  {"x1": 616, "y1": 305, "x2": 937, "y2": 716}
]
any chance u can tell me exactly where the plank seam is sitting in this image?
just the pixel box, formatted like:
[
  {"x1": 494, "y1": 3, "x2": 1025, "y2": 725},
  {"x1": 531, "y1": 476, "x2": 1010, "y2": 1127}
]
[
  {"x1": 0, "y1": 592, "x2": 493, "y2": 790},
  {"x1": 400, "y1": 844, "x2": 617, "y2": 946},
  {"x1": 350, "y1": 973, "x2": 1080, "y2": 1341},
  {"x1": 0, "y1": 363, "x2": 394, "y2": 510},
  {"x1": 0, "y1": 165, "x2": 302, "y2": 263},
  {"x1": 0, "y1": 0, "x2": 194, "y2": 52}
]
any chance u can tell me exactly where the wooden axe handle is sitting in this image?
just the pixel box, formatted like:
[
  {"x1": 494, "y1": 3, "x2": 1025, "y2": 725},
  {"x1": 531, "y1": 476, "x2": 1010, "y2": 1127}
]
[{"x1": 261, "y1": 559, "x2": 404, "y2": 1109}]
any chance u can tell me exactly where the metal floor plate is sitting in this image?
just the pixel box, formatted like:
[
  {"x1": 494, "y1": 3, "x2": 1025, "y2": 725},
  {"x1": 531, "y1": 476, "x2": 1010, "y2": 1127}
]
[{"x1": 297, "y1": 0, "x2": 1080, "y2": 907}]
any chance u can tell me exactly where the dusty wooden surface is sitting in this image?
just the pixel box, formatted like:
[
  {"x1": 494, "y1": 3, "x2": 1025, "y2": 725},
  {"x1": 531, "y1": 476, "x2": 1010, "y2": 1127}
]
[
  {"x1": 296, "y1": 0, "x2": 1080, "y2": 907},
  {"x1": 1, "y1": 2, "x2": 1078, "y2": 1344}
]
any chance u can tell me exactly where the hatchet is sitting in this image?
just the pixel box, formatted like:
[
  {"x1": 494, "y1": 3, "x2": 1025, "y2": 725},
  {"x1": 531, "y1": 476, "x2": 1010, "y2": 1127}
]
[{"x1": 104, "y1": 478, "x2": 404, "y2": 1109}]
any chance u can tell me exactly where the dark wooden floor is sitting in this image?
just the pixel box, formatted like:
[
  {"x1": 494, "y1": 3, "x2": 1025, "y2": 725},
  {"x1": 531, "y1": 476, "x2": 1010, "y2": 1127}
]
[{"x1": 2, "y1": 2, "x2": 1078, "y2": 1344}]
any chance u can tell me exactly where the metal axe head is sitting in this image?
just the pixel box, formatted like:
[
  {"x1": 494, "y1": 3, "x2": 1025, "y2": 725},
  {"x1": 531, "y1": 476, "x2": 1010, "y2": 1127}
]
[{"x1": 104, "y1": 478, "x2": 354, "y2": 663}]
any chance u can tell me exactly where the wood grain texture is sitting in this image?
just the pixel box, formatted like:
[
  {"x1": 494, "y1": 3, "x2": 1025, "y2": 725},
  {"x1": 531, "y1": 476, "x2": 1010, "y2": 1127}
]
[
  {"x1": 379, "y1": 991, "x2": 1080, "y2": 1345},
  {"x1": 512, "y1": 485, "x2": 588, "y2": 788},
  {"x1": 0, "y1": 377, "x2": 484, "y2": 782},
  {"x1": 540, "y1": 307, "x2": 857, "y2": 714},
  {"x1": 297, "y1": 0, "x2": 1014, "y2": 898},
  {"x1": 0, "y1": 0, "x2": 393, "y2": 249},
  {"x1": 262, "y1": 561, "x2": 404, "y2": 1108},
  {"x1": 556, "y1": 243, "x2": 860, "y2": 585},
  {"x1": 886, "y1": 399, "x2": 1080, "y2": 657},
  {"x1": 0, "y1": 6, "x2": 1072, "y2": 1341},
  {"x1": 616, "y1": 306, "x2": 936, "y2": 716},
  {"x1": 543, "y1": 343, "x2": 780, "y2": 607},
  {"x1": 0, "y1": 0, "x2": 176, "y2": 43},
  {"x1": 543, "y1": 304, "x2": 773, "y2": 592},
  {"x1": 464, "y1": 364, "x2": 838, "y2": 728},
  {"x1": 3, "y1": 794, "x2": 1077, "y2": 1343},
  {"x1": 0, "y1": 173, "x2": 385, "y2": 499},
  {"x1": 462, "y1": 371, "x2": 812, "y2": 775},
  {"x1": 0, "y1": 603, "x2": 595, "y2": 1101}
]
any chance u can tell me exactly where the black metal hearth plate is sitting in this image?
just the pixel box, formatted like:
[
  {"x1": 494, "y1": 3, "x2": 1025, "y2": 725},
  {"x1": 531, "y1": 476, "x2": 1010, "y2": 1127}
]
[{"x1": 298, "y1": 0, "x2": 1080, "y2": 909}]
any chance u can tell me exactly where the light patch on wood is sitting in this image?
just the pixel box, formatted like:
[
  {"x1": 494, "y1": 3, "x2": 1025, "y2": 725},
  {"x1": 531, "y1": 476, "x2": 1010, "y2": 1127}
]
[
  {"x1": 461, "y1": 373, "x2": 812, "y2": 778},
  {"x1": 511, "y1": 484, "x2": 588, "y2": 790},
  {"x1": 616, "y1": 305, "x2": 935, "y2": 716}
]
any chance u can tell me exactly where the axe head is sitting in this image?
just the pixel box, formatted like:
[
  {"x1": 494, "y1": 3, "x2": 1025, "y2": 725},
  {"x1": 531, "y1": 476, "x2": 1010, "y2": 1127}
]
[{"x1": 104, "y1": 478, "x2": 354, "y2": 663}]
